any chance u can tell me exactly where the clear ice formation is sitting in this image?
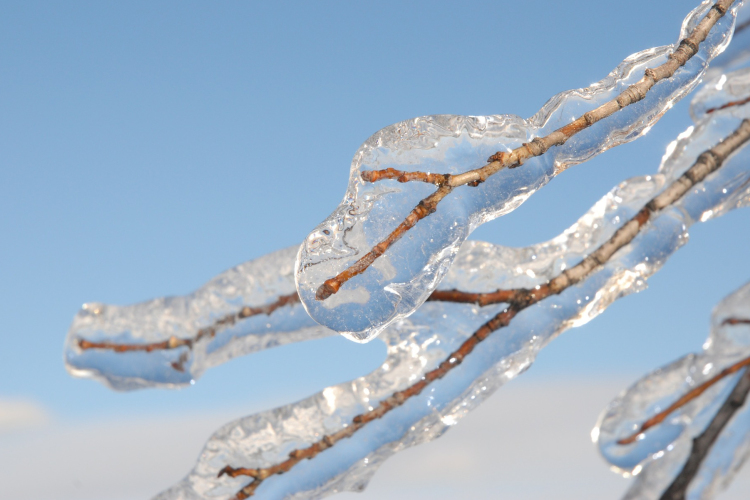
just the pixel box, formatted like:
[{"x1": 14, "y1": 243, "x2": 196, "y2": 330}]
[
  {"x1": 295, "y1": 0, "x2": 741, "y2": 343},
  {"x1": 594, "y1": 281, "x2": 750, "y2": 500},
  {"x1": 122, "y1": 68, "x2": 750, "y2": 498},
  {"x1": 64, "y1": 247, "x2": 326, "y2": 390}
]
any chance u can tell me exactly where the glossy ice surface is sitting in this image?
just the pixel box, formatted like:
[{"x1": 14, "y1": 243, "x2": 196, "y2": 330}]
[
  {"x1": 295, "y1": 0, "x2": 740, "y2": 342},
  {"x1": 591, "y1": 67, "x2": 750, "y2": 500},
  {"x1": 65, "y1": 246, "x2": 325, "y2": 390},
  {"x1": 64, "y1": 63, "x2": 750, "y2": 498},
  {"x1": 60, "y1": 3, "x2": 750, "y2": 497},
  {"x1": 155, "y1": 93, "x2": 750, "y2": 499},
  {"x1": 595, "y1": 282, "x2": 750, "y2": 499}
]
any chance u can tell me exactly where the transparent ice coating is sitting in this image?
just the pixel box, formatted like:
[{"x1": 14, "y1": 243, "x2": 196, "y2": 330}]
[
  {"x1": 151, "y1": 73, "x2": 750, "y2": 498},
  {"x1": 591, "y1": 67, "x2": 750, "y2": 499},
  {"x1": 295, "y1": 0, "x2": 741, "y2": 343},
  {"x1": 703, "y1": 4, "x2": 750, "y2": 82},
  {"x1": 64, "y1": 247, "x2": 326, "y2": 390},
  {"x1": 594, "y1": 282, "x2": 750, "y2": 500}
]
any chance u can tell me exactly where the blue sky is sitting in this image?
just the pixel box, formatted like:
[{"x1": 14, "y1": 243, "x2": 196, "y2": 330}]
[{"x1": 2, "y1": 1, "x2": 750, "y2": 497}]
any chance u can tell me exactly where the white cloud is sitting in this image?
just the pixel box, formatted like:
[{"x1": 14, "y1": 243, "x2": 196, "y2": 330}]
[{"x1": 0, "y1": 399, "x2": 49, "y2": 433}]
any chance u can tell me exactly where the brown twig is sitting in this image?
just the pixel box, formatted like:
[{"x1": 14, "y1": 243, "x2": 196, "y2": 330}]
[
  {"x1": 316, "y1": 0, "x2": 736, "y2": 301},
  {"x1": 316, "y1": 185, "x2": 452, "y2": 300},
  {"x1": 76, "y1": 292, "x2": 300, "y2": 362},
  {"x1": 360, "y1": 168, "x2": 450, "y2": 185},
  {"x1": 75, "y1": 286, "x2": 524, "y2": 358},
  {"x1": 617, "y1": 352, "x2": 750, "y2": 445},
  {"x1": 426, "y1": 288, "x2": 521, "y2": 307},
  {"x1": 722, "y1": 317, "x2": 750, "y2": 325},
  {"x1": 220, "y1": 116, "x2": 750, "y2": 499},
  {"x1": 617, "y1": 316, "x2": 750, "y2": 445},
  {"x1": 706, "y1": 95, "x2": 750, "y2": 114},
  {"x1": 659, "y1": 367, "x2": 750, "y2": 500}
]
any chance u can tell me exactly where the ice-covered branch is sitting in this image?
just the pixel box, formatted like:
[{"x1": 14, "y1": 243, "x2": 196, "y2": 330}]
[
  {"x1": 595, "y1": 282, "x2": 750, "y2": 500},
  {"x1": 139, "y1": 65, "x2": 750, "y2": 499},
  {"x1": 205, "y1": 111, "x2": 750, "y2": 500},
  {"x1": 723, "y1": 318, "x2": 750, "y2": 325},
  {"x1": 68, "y1": 284, "x2": 531, "y2": 375},
  {"x1": 315, "y1": 0, "x2": 733, "y2": 304},
  {"x1": 661, "y1": 366, "x2": 750, "y2": 500},
  {"x1": 64, "y1": 248, "x2": 325, "y2": 390},
  {"x1": 617, "y1": 354, "x2": 750, "y2": 445},
  {"x1": 76, "y1": 293, "x2": 300, "y2": 355},
  {"x1": 296, "y1": 0, "x2": 742, "y2": 342}
]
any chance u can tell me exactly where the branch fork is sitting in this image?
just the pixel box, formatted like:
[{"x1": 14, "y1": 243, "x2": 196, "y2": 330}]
[
  {"x1": 315, "y1": 0, "x2": 735, "y2": 303},
  {"x1": 224, "y1": 110, "x2": 750, "y2": 498}
]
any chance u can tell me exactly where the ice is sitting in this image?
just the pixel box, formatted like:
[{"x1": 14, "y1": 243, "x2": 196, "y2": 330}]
[
  {"x1": 64, "y1": 247, "x2": 327, "y2": 390},
  {"x1": 62, "y1": 9, "x2": 750, "y2": 498},
  {"x1": 703, "y1": 5, "x2": 750, "y2": 82},
  {"x1": 588, "y1": 66, "x2": 750, "y2": 500},
  {"x1": 295, "y1": 0, "x2": 741, "y2": 343},
  {"x1": 594, "y1": 282, "x2": 750, "y2": 500},
  {"x1": 144, "y1": 67, "x2": 750, "y2": 498}
]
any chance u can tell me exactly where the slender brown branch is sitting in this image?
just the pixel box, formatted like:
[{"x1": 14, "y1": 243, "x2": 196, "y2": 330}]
[
  {"x1": 76, "y1": 292, "x2": 300, "y2": 361},
  {"x1": 75, "y1": 286, "x2": 524, "y2": 357},
  {"x1": 361, "y1": 168, "x2": 450, "y2": 185},
  {"x1": 219, "y1": 303, "x2": 522, "y2": 500},
  {"x1": 317, "y1": 0, "x2": 736, "y2": 301},
  {"x1": 659, "y1": 367, "x2": 750, "y2": 500},
  {"x1": 706, "y1": 95, "x2": 750, "y2": 114},
  {"x1": 221, "y1": 115, "x2": 750, "y2": 499},
  {"x1": 722, "y1": 317, "x2": 750, "y2": 325},
  {"x1": 426, "y1": 288, "x2": 521, "y2": 307},
  {"x1": 316, "y1": 185, "x2": 452, "y2": 299},
  {"x1": 618, "y1": 317, "x2": 750, "y2": 445},
  {"x1": 618, "y1": 353, "x2": 750, "y2": 445}
]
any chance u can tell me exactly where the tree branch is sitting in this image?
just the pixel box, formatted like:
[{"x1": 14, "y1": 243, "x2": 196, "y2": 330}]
[
  {"x1": 723, "y1": 317, "x2": 750, "y2": 325},
  {"x1": 220, "y1": 115, "x2": 750, "y2": 499},
  {"x1": 74, "y1": 286, "x2": 527, "y2": 358},
  {"x1": 360, "y1": 168, "x2": 450, "y2": 185},
  {"x1": 617, "y1": 317, "x2": 750, "y2": 445},
  {"x1": 706, "y1": 96, "x2": 750, "y2": 114},
  {"x1": 76, "y1": 292, "x2": 300, "y2": 365},
  {"x1": 426, "y1": 288, "x2": 520, "y2": 306},
  {"x1": 617, "y1": 352, "x2": 750, "y2": 445},
  {"x1": 315, "y1": 0, "x2": 736, "y2": 302},
  {"x1": 659, "y1": 367, "x2": 750, "y2": 500}
]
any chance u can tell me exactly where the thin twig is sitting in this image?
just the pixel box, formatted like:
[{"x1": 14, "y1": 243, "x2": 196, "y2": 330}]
[
  {"x1": 426, "y1": 288, "x2": 520, "y2": 306},
  {"x1": 76, "y1": 292, "x2": 300, "y2": 362},
  {"x1": 706, "y1": 95, "x2": 750, "y2": 114},
  {"x1": 220, "y1": 118, "x2": 750, "y2": 500},
  {"x1": 618, "y1": 352, "x2": 750, "y2": 445},
  {"x1": 74, "y1": 286, "x2": 527, "y2": 358},
  {"x1": 723, "y1": 317, "x2": 750, "y2": 325},
  {"x1": 659, "y1": 367, "x2": 750, "y2": 500},
  {"x1": 360, "y1": 168, "x2": 450, "y2": 185},
  {"x1": 618, "y1": 316, "x2": 750, "y2": 444},
  {"x1": 316, "y1": 0, "x2": 735, "y2": 301}
]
